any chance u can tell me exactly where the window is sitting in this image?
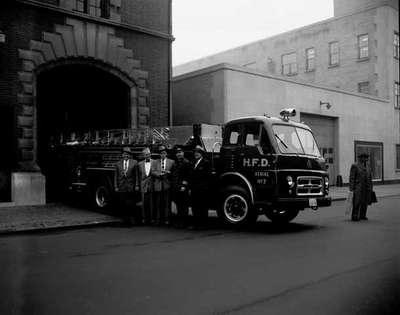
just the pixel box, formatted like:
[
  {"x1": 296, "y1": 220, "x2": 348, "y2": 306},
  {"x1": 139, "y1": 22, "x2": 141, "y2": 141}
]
[
  {"x1": 395, "y1": 81, "x2": 400, "y2": 109},
  {"x1": 358, "y1": 34, "x2": 369, "y2": 59},
  {"x1": 243, "y1": 123, "x2": 261, "y2": 147},
  {"x1": 272, "y1": 125, "x2": 320, "y2": 156},
  {"x1": 358, "y1": 81, "x2": 370, "y2": 94},
  {"x1": 75, "y1": 0, "x2": 87, "y2": 13},
  {"x1": 394, "y1": 31, "x2": 399, "y2": 59},
  {"x1": 281, "y1": 52, "x2": 297, "y2": 75},
  {"x1": 355, "y1": 141, "x2": 383, "y2": 181},
  {"x1": 305, "y1": 47, "x2": 315, "y2": 71},
  {"x1": 329, "y1": 41, "x2": 339, "y2": 66},
  {"x1": 224, "y1": 124, "x2": 240, "y2": 146},
  {"x1": 396, "y1": 145, "x2": 400, "y2": 170},
  {"x1": 75, "y1": 0, "x2": 110, "y2": 18}
]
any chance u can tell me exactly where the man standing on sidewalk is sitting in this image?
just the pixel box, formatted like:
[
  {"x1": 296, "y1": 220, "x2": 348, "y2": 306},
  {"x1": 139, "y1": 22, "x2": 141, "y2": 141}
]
[
  {"x1": 115, "y1": 147, "x2": 138, "y2": 225},
  {"x1": 153, "y1": 145, "x2": 175, "y2": 225},
  {"x1": 189, "y1": 145, "x2": 211, "y2": 229},
  {"x1": 171, "y1": 146, "x2": 191, "y2": 228},
  {"x1": 349, "y1": 152, "x2": 373, "y2": 221},
  {"x1": 136, "y1": 147, "x2": 155, "y2": 224}
]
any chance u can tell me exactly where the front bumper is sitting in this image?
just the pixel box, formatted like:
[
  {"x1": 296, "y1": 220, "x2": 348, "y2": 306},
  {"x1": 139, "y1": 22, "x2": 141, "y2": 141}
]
[
  {"x1": 69, "y1": 182, "x2": 88, "y2": 193},
  {"x1": 276, "y1": 196, "x2": 332, "y2": 209}
]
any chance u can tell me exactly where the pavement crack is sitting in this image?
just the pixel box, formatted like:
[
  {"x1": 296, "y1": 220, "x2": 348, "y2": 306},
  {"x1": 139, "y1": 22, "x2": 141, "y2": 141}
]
[{"x1": 214, "y1": 256, "x2": 397, "y2": 315}]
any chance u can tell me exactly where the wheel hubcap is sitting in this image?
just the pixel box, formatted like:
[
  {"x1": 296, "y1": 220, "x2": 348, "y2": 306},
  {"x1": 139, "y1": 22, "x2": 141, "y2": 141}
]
[{"x1": 224, "y1": 194, "x2": 248, "y2": 222}]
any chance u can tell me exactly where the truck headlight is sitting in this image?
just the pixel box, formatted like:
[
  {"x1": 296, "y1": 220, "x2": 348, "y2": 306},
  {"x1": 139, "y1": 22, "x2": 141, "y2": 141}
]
[
  {"x1": 286, "y1": 176, "x2": 295, "y2": 188},
  {"x1": 324, "y1": 177, "x2": 329, "y2": 190}
]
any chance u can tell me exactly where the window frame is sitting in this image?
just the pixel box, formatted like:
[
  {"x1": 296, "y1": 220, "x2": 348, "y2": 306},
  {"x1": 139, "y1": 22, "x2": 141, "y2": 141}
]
[
  {"x1": 75, "y1": 0, "x2": 88, "y2": 13},
  {"x1": 329, "y1": 41, "x2": 339, "y2": 66},
  {"x1": 305, "y1": 47, "x2": 315, "y2": 72},
  {"x1": 358, "y1": 34, "x2": 369, "y2": 59},
  {"x1": 281, "y1": 52, "x2": 298, "y2": 76},
  {"x1": 75, "y1": 0, "x2": 110, "y2": 18},
  {"x1": 396, "y1": 144, "x2": 400, "y2": 170},
  {"x1": 394, "y1": 31, "x2": 399, "y2": 59},
  {"x1": 358, "y1": 81, "x2": 370, "y2": 94}
]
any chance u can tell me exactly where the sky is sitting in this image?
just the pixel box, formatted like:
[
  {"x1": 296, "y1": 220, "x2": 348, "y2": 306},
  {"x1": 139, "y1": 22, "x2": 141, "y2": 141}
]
[{"x1": 172, "y1": 0, "x2": 334, "y2": 66}]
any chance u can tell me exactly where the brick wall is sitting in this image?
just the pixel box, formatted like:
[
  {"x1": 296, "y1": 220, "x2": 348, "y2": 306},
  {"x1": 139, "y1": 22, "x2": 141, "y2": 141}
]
[
  {"x1": 0, "y1": 0, "x2": 171, "y2": 170},
  {"x1": 121, "y1": 0, "x2": 171, "y2": 33},
  {"x1": 116, "y1": 28, "x2": 170, "y2": 127}
]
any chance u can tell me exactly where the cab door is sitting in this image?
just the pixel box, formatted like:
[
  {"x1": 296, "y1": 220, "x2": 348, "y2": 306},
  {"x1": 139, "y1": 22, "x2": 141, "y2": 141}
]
[
  {"x1": 236, "y1": 122, "x2": 275, "y2": 201},
  {"x1": 220, "y1": 123, "x2": 242, "y2": 172}
]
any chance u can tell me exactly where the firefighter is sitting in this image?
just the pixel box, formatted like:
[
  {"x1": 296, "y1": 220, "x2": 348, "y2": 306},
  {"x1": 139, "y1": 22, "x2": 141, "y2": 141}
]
[
  {"x1": 171, "y1": 146, "x2": 191, "y2": 228},
  {"x1": 189, "y1": 145, "x2": 211, "y2": 229},
  {"x1": 115, "y1": 147, "x2": 138, "y2": 225},
  {"x1": 152, "y1": 145, "x2": 175, "y2": 225}
]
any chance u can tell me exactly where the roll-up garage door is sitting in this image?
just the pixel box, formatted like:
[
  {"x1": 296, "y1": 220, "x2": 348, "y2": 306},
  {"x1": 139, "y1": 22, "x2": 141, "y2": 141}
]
[{"x1": 300, "y1": 113, "x2": 337, "y2": 185}]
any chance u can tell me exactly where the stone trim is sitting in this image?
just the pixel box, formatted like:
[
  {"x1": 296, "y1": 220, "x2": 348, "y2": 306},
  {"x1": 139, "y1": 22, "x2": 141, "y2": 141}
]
[{"x1": 17, "y1": 18, "x2": 150, "y2": 171}]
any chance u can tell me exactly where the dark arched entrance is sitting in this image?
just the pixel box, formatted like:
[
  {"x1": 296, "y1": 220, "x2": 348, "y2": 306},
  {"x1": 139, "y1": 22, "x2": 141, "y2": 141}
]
[{"x1": 36, "y1": 64, "x2": 130, "y2": 201}]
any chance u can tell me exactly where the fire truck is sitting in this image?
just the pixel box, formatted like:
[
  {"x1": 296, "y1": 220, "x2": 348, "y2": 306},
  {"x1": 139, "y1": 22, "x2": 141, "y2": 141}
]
[{"x1": 49, "y1": 109, "x2": 331, "y2": 225}]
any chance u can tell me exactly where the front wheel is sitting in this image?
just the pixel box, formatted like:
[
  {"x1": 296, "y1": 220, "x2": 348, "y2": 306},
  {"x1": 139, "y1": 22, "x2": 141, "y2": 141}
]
[
  {"x1": 217, "y1": 186, "x2": 257, "y2": 226},
  {"x1": 265, "y1": 209, "x2": 299, "y2": 224},
  {"x1": 90, "y1": 180, "x2": 113, "y2": 210}
]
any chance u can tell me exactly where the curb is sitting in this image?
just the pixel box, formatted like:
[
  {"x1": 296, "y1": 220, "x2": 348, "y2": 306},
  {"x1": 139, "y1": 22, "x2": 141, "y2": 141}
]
[{"x1": 0, "y1": 219, "x2": 123, "y2": 236}]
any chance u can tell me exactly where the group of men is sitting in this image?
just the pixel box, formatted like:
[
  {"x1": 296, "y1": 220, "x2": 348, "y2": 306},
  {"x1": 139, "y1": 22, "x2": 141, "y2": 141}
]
[{"x1": 115, "y1": 144, "x2": 211, "y2": 229}]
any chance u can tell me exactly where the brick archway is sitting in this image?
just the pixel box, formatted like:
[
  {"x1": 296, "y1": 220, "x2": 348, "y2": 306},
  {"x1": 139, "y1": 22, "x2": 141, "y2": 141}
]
[{"x1": 17, "y1": 18, "x2": 150, "y2": 171}]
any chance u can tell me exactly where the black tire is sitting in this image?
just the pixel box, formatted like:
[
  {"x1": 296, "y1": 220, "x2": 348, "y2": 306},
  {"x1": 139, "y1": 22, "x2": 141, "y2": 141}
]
[
  {"x1": 217, "y1": 186, "x2": 257, "y2": 226},
  {"x1": 265, "y1": 209, "x2": 299, "y2": 224},
  {"x1": 90, "y1": 179, "x2": 113, "y2": 210}
]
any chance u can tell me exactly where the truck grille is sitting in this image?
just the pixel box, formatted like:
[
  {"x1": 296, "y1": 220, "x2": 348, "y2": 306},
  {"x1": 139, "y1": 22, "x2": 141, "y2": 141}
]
[{"x1": 296, "y1": 176, "x2": 323, "y2": 196}]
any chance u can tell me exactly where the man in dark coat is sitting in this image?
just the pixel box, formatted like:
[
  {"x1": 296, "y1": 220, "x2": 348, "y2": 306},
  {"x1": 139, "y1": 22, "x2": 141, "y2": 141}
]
[
  {"x1": 189, "y1": 145, "x2": 211, "y2": 229},
  {"x1": 115, "y1": 147, "x2": 138, "y2": 225},
  {"x1": 171, "y1": 146, "x2": 191, "y2": 228},
  {"x1": 152, "y1": 145, "x2": 175, "y2": 225},
  {"x1": 136, "y1": 147, "x2": 156, "y2": 224},
  {"x1": 349, "y1": 152, "x2": 373, "y2": 221}
]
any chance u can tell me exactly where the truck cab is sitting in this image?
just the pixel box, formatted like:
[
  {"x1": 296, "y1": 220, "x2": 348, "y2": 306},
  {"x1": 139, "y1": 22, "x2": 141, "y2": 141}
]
[{"x1": 216, "y1": 109, "x2": 331, "y2": 225}]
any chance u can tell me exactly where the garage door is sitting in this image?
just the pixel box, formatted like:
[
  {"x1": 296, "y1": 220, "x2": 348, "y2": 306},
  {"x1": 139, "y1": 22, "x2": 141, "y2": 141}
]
[{"x1": 300, "y1": 113, "x2": 337, "y2": 185}]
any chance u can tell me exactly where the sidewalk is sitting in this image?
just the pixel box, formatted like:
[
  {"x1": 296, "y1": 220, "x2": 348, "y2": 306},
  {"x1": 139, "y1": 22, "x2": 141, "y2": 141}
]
[
  {"x1": 0, "y1": 203, "x2": 122, "y2": 235},
  {"x1": 0, "y1": 184, "x2": 399, "y2": 234}
]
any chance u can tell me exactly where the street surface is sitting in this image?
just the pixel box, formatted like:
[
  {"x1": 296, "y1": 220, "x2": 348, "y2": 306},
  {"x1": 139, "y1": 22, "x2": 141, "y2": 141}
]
[{"x1": 1, "y1": 196, "x2": 399, "y2": 315}]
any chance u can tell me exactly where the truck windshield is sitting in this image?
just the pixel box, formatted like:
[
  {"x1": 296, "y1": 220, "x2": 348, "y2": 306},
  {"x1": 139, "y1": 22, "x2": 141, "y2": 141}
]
[{"x1": 272, "y1": 125, "x2": 321, "y2": 156}]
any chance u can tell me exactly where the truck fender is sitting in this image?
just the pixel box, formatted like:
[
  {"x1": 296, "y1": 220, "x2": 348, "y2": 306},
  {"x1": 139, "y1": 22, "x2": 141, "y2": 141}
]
[{"x1": 219, "y1": 172, "x2": 254, "y2": 204}]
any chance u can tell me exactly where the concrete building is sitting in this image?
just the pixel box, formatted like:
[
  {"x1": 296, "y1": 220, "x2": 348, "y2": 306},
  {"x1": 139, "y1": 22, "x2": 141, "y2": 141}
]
[
  {"x1": 0, "y1": 0, "x2": 173, "y2": 204},
  {"x1": 173, "y1": 63, "x2": 399, "y2": 185},
  {"x1": 174, "y1": 0, "x2": 398, "y2": 105},
  {"x1": 172, "y1": 0, "x2": 399, "y2": 186}
]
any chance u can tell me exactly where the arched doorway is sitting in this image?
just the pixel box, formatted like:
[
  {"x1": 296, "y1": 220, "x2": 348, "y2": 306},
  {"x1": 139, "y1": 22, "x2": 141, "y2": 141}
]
[{"x1": 36, "y1": 64, "x2": 130, "y2": 201}]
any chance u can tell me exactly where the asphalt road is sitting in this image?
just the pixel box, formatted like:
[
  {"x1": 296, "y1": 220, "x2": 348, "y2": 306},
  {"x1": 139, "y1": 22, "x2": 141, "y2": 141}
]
[{"x1": 1, "y1": 197, "x2": 399, "y2": 315}]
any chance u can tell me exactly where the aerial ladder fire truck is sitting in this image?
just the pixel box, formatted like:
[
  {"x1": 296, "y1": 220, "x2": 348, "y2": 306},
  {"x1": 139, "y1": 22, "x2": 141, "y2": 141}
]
[{"x1": 49, "y1": 109, "x2": 331, "y2": 225}]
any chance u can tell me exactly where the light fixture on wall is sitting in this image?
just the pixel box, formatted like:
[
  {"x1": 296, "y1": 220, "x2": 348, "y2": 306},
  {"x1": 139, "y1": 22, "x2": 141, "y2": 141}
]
[{"x1": 320, "y1": 101, "x2": 332, "y2": 110}]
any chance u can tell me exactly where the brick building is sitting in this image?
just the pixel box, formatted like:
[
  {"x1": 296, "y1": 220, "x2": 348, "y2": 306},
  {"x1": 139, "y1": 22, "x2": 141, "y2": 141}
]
[{"x1": 0, "y1": 0, "x2": 172, "y2": 204}]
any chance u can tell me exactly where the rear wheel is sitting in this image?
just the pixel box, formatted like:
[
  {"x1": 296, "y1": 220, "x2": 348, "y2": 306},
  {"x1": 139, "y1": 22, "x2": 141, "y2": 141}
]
[
  {"x1": 218, "y1": 186, "x2": 257, "y2": 226},
  {"x1": 265, "y1": 209, "x2": 299, "y2": 224}
]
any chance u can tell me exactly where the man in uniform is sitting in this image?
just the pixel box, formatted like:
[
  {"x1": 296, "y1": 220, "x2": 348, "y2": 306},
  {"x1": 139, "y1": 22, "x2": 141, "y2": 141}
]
[
  {"x1": 136, "y1": 147, "x2": 155, "y2": 224},
  {"x1": 152, "y1": 145, "x2": 175, "y2": 225},
  {"x1": 115, "y1": 147, "x2": 138, "y2": 225},
  {"x1": 189, "y1": 145, "x2": 211, "y2": 229},
  {"x1": 171, "y1": 146, "x2": 191, "y2": 228}
]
